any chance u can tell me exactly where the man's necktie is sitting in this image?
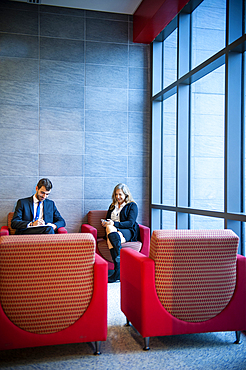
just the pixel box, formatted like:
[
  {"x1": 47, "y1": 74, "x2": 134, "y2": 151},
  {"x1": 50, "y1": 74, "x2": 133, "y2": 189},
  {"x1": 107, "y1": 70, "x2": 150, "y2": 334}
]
[{"x1": 34, "y1": 202, "x2": 41, "y2": 221}]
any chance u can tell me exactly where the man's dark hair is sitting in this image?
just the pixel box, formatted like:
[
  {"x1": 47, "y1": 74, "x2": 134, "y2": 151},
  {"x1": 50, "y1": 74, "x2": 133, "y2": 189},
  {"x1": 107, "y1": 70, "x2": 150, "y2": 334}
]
[{"x1": 37, "y1": 178, "x2": 53, "y2": 191}]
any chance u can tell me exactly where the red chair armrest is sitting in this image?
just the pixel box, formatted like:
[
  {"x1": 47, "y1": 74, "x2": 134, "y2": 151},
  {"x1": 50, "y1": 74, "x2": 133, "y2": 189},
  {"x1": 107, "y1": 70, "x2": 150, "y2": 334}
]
[
  {"x1": 121, "y1": 248, "x2": 154, "y2": 289},
  {"x1": 235, "y1": 254, "x2": 246, "y2": 301},
  {"x1": 139, "y1": 224, "x2": 150, "y2": 257},
  {"x1": 57, "y1": 227, "x2": 67, "y2": 234},
  {"x1": 0, "y1": 226, "x2": 10, "y2": 236},
  {"x1": 89, "y1": 253, "x2": 108, "y2": 340},
  {"x1": 121, "y1": 248, "x2": 155, "y2": 335},
  {"x1": 81, "y1": 224, "x2": 98, "y2": 241}
]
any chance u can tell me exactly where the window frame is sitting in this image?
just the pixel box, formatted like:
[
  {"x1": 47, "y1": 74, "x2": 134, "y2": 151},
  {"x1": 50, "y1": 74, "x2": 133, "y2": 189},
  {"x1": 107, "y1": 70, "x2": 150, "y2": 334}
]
[{"x1": 151, "y1": 0, "x2": 246, "y2": 255}]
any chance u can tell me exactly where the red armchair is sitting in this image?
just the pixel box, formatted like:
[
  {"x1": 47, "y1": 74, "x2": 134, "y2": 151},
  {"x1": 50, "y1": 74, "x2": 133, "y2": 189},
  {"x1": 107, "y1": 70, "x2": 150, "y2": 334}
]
[
  {"x1": 121, "y1": 229, "x2": 246, "y2": 350},
  {"x1": 0, "y1": 233, "x2": 107, "y2": 355},
  {"x1": 0, "y1": 212, "x2": 67, "y2": 236},
  {"x1": 81, "y1": 210, "x2": 150, "y2": 270}
]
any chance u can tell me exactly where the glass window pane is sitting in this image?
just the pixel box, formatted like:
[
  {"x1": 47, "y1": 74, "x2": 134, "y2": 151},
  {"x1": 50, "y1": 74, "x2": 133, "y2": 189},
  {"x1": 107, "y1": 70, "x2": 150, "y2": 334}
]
[
  {"x1": 190, "y1": 65, "x2": 225, "y2": 211},
  {"x1": 191, "y1": 0, "x2": 226, "y2": 69},
  {"x1": 161, "y1": 210, "x2": 176, "y2": 229},
  {"x1": 190, "y1": 214, "x2": 224, "y2": 229},
  {"x1": 242, "y1": 222, "x2": 246, "y2": 256},
  {"x1": 163, "y1": 29, "x2": 177, "y2": 89},
  {"x1": 245, "y1": 52, "x2": 246, "y2": 214},
  {"x1": 162, "y1": 94, "x2": 176, "y2": 206},
  {"x1": 153, "y1": 41, "x2": 162, "y2": 96},
  {"x1": 245, "y1": 0, "x2": 246, "y2": 34},
  {"x1": 151, "y1": 208, "x2": 161, "y2": 230}
]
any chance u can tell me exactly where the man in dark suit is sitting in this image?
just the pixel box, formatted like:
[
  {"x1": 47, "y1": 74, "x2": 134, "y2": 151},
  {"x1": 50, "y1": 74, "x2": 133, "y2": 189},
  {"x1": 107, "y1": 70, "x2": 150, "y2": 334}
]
[{"x1": 11, "y1": 178, "x2": 66, "y2": 234}]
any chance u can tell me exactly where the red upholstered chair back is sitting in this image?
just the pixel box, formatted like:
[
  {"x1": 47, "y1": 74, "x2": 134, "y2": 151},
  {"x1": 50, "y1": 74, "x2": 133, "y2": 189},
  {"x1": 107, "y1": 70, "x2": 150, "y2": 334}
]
[
  {"x1": 88, "y1": 210, "x2": 107, "y2": 238},
  {"x1": 7, "y1": 212, "x2": 15, "y2": 235},
  {"x1": 150, "y1": 229, "x2": 239, "y2": 323},
  {"x1": 0, "y1": 233, "x2": 96, "y2": 334}
]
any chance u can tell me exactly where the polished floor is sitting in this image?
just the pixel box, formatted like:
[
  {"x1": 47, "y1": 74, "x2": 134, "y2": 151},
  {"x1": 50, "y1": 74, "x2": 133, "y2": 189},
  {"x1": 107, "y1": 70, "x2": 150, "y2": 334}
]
[{"x1": 0, "y1": 283, "x2": 245, "y2": 369}]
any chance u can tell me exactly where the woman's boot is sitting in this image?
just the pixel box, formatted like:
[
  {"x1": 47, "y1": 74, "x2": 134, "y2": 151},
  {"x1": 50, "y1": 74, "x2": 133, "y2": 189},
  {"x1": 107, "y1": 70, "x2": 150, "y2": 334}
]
[
  {"x1": 108, "y1": 248, "x2": 120, "y2": 283},
  {"x1": 108, "y1": 232, "x2": 121, "y2": 262}
]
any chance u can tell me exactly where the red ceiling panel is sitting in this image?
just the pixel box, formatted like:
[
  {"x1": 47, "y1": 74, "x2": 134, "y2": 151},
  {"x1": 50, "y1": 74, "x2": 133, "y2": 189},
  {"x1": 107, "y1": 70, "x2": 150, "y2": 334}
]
[{"x1": 133, "y1": 0, "x2": 190, "y2": 43}]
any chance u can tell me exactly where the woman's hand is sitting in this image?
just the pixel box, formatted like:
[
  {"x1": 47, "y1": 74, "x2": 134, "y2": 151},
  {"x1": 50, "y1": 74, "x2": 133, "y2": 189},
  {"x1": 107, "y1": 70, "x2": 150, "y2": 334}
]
[{"x1": 101, "y1": 219, "x2": 114, "y2": 227}]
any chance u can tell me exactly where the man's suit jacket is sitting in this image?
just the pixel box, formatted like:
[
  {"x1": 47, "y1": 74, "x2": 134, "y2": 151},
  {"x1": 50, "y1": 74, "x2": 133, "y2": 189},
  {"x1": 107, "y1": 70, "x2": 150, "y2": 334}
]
[{"x1": 11, "y1": 196, "x2": 66, "y2": 234}]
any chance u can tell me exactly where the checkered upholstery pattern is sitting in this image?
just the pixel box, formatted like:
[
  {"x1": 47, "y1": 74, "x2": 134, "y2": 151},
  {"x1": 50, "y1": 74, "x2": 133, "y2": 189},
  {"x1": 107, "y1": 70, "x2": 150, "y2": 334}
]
[
  {"x1": 150, "y1": 229, "x2": 239, "y2": 323},
  {"x1": 0, "y1": 233, "x2": 95, "y2": 334}
]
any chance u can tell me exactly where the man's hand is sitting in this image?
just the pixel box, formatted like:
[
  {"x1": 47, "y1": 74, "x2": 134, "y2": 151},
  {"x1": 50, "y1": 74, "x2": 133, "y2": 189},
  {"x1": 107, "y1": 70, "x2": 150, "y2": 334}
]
[
  {"x1": 32, "y1": 219, "x2": 45, "y2": 227},
  {"x1": 31, "y1": 220, "x2": 57, "y2": 230},
  {"x1": 47, "y1": 223, "x2": 57, "y2": 230}
]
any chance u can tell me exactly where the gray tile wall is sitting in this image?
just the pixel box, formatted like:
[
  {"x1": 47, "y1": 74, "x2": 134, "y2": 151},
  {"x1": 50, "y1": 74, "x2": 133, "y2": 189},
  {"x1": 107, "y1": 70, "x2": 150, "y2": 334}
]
[{"x1": 0, "y1": 0, "x2": 150, "y2": 232}]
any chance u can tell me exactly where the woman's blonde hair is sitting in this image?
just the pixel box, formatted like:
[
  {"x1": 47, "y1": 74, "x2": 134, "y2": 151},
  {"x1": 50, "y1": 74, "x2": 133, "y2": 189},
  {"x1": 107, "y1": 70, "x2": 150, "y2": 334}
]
[{"x1": 110, "y1": 183, "x2": 134, "y2": 209}]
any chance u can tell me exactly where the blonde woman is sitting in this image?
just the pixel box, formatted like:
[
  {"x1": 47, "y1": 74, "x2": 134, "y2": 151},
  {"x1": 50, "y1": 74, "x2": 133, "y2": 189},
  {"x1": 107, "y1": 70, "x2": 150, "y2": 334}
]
[{"x1": 101, "y1": 183, "x2": 139, "y2": 283}]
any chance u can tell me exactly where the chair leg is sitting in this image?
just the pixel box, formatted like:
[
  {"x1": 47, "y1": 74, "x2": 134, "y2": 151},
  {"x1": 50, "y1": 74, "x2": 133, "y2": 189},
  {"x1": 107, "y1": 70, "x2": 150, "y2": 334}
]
[
  {"x1": 234, "y1": 331, "x2": 241, "y2": 344},
  {"x1": 143, "y1": 337, "x2": 150, "y2": 351},
  {"x1": 125, "y1": 318, "x2": 130, "y2": 326},
  {"x1": 94, "y1": 341, "x2": 101, "y2": 355}
]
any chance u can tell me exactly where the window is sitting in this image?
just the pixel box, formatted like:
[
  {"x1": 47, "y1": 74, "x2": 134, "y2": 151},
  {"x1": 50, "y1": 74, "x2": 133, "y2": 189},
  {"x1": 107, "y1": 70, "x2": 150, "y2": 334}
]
[
  {"x1": 163, "y1": 29, "x2": 177, "y2": 88},
  {"x1": 190, "y1": 66, "x2": 225, "y2": 211},
  {"x1": 162, "y1": 94, "x2": 176, "y2": 206},
  {"x1": 191, "y1": 0, "x2": 226, "y2": 69},
  {"x1": 151, "y1": 0, "x2": 245, "y2": 255},
  {"x1": 190, "y1": 214, "x2": 224, "y2": 229}
]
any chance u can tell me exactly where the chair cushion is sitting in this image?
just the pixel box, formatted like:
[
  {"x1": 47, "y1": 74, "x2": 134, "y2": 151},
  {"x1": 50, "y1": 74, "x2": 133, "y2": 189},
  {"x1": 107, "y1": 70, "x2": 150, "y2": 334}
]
[
  {"x1": 150, "y1": 229, "x2": 239, "y2": 323},
  {"x1": 7, "y1": 212, "x2": 16, "y2": 235},
  {"x1": 0, "y1": 233, "x2": 95, "y2": 334},
  {"x1": 98, "y1": 239, "x2": 142, "y2": 262},
  {"x1": 88, "y1": 210, "x2": 107, "y2": 238}
]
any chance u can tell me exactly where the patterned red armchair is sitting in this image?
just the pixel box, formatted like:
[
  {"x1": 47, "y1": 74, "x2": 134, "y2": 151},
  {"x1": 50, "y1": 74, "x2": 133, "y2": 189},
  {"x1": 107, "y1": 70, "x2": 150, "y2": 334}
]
[
  {"x1": 81, "y1": 210, "x2": 150, "y2": 270},
  {"x1": 0, "y1": 233, "x2": 107, "y2": 355},
  {"x1": 0, "y1": 212, "x2": 67, "y2": 236},
  {"x1": 121, "y1": 229, "x2": 246, "y2": 350}
]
